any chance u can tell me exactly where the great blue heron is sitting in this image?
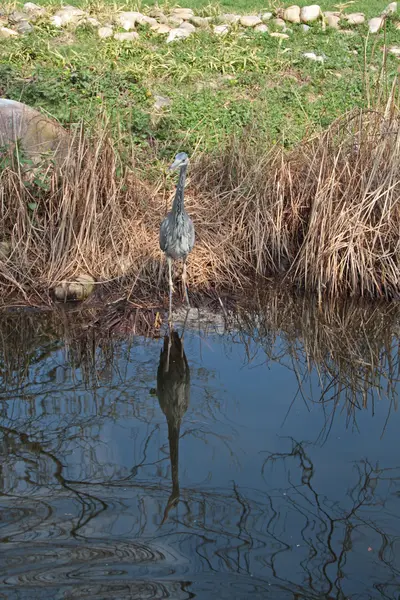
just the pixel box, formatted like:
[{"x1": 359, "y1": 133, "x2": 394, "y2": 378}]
[
  {"x1": 159, "y1": 152, "x2": 195, "y2": 315},
  {"x1": 156, "y1": 330, "x2": 190, "y2": 523}
]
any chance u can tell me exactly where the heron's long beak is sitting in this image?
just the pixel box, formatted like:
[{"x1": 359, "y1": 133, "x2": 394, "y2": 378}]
[{"x1": 168, "y1": 159, "x2": 182, "y2": 171}]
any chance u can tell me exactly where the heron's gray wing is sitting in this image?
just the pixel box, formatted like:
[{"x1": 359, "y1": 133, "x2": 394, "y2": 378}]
[
  {"x1": 187, "y1": 216, "x2": 195, "y2": 252},
  {"x1": 159, "y1": 216, "x2": 170, "y2": 252}
]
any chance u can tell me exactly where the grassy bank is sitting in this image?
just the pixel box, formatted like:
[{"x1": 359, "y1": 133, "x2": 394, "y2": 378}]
[{"x1": 0, "y1": 1, "x2": 399, "y2": 305}]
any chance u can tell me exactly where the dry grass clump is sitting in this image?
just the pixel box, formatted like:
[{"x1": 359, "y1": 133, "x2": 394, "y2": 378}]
[{"x1": 0, "y1": 105, "x2": 399, "y2": 306}]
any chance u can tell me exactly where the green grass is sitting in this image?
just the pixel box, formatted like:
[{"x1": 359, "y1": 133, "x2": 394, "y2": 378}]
[{"x1": 0, "y1": 0, "x2": 399, "y2": 159}]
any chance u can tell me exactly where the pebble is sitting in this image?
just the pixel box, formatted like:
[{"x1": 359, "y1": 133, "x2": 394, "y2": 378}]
[
  {"x1": 98, "y1": 26, "x2": 113, "y2": 38},
  {"x1": 114, "y1": 31, "x2": 139, "y2": 41},
  {"x1": 273, "y1": 17, "x2": 287, "y2": 28},
  {"x1": 344, "y1": 12, "x2": 365, "y2": 24},
  {"x1": 214, "y1": 24, "x2": 229, "y2": 35},
  {"x1": 284, "y1": 5, "x2": 301, "y2": 23},
  {"x1": 166, "y1": 27, "x2": 191, "y2": 42},
  {"x1": 179, "y1": 21, "x2": 196, "y2": 32},
  {"x1": 324, "y1": 11, "x2": 340, "y2": 28},
  {"x1": 300, "y1": 5, "x2": 321, "y2": 22},
  {"x1": 301, "y1": 23, "x2": 311, "y2": 31},
  {"x1": 151, "y1": 23, "x2": 171, "y2": 34},
  {"x1": 171, "y1": 7, "x2": 194, "y2": 19},
  {"x1": 368, "y1": 16, "x2": 384, "y2": 32},
  {"x1": 255, "y1": 23, "x2": 269, "y2": 32},
  {"x1": 261, "y1": 12, "x2": 273, "y2": 21},
  {"x1": 303, "y1": 51, "x2": 324, "y2": 62},
  {"x1": 240, "y1": 15, "x2": 262, "y2": 27}
]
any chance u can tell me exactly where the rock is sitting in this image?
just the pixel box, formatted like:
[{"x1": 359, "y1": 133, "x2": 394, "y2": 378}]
[
  {"x1": 23, "y1": 2, "x2": 46, "y2": 17},
  {"x1": 300, "y1": 5, "x2": 321, "y2": 22},
  {"x1": 53, "y1": 274, "x2": 95, "y2": 302},
  {"x1": 0, "y1": 27, "x2": 18, "y2": 37},
  {"x1": 50, "y1": 5, "x2": 85, "y2": 27},
  {"x1": 98, "y1": 26, "x2": 113, "y2": 38},
  {"x1": 179, "y1": 21, "x2": 196, "y2": 32},
  {"x1": 214, "y1": 24, "x2": 229, "y2": 35},
  {"x1": 396, "y1": 22, "x2": 400, "y2": 28},
  {"x1": 261, "y1": 12, "x2": 273, "y2": 21},
  {"x1": 153, "y1": 95, "x2": 171, "y2": 109},
  {"x1": 272, "y1": 17, "x2": 287, "y2": 28},
  {"x1": 86, "y1": 17, "x2": 101, "y2": 27},
  {"x1": 114, "y1": 31, "x2": 139, "y2": 41},
  {"x1": 240, "y1": 15, "x2": 262, "y2": 27},
  {"x1": 221, "y1": 13, "x2": 240, "y2": 23},
  {"x1": 0, "y1": 99, "x2": 71, "y2": 166},
  {"x1": 284, "y1": 5, "x2": 301, "y2": 23},
  {"x1": 118, "y1": 11, "x2": 156, "y2": 30},
  {"x1": 303, "y1": 51, "x2": 324, "y2": 62},
  {"x1": 8, "y1": 11, "x2": 30, "y2": 23},
  {"x1": 324, "y1": 11, "x2": 340, "y2": 28},
  {"x1": 382, "y1": 2, "x2": 397, "y2": 14},
  {"x1": 301, "y1": 23, "x2": 311, "y2": 31},
  {"x1": 166, "y1": 27, "x2": 191, "y2": 42},
  {"x1": 151, "y1": 23, "x2": 171, "y2": 34},
  {"x1": 171, "y1": 7, "x2": 194, "y2": 19},
  {"x1": 148, "y1": 8, "x2": 168, "y2": 23},
  {"x1": 0, "y1": 241, "x2": 12, "y2": 261},
  {"x1": 368, "y1": 16, "x2": 384, "y2": 32},
  {"x1": 189, "y1": 16, "x2": 209, "y2": 27},
  {"x1": 344, "y1": 12, "x2": 365, "y2": 24},
  {"x1": 270, "y1": 31, "x2": 289, "y2": 39},
  {"x1": 16, "y1": 20, "x2": 33, "y2": 33},
  {"x1": 168, "y1": 16, "x2": 183, "y2": 27},
  {"x1": 255, "y1": 23, "x2": 269, "y2": 32},
  {"x1": 389, "y1": 45, "x2": 400, "y2": 55}
]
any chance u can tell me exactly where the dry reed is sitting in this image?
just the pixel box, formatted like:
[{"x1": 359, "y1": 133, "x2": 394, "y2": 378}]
[{"x1": 0, "y1": 106, "x2": 399, "y2": 307}]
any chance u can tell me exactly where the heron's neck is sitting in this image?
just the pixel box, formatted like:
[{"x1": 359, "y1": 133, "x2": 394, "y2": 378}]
[{"x1": 172, "y1": 164, "x2": 187, "y2": 217}]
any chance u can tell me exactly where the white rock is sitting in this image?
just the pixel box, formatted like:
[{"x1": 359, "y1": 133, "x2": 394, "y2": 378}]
[
  {"x1": 240, "y1": 15, "x2": 262, "y2": 27},
  {"x1": 166, "y1": 27, "x2": 191, "y2": 42},
  {"x1": 270, "y1": 31, "x2": 289, "y2": 39},
  {"x1": 179, "y1": 21, "x2": 196, "y2": 32},
  {"x1": 0, "y1": 27, "x2": 18, "y2": 37},
  {"x1": 389, "y1": 45, "x2": 400, "y2": 55},
  {"x1": 273, "y1": 17, "x2": 287, "y2": 28},
  {"x1": 189, "y1": 16, "x2": 209, "y2": 27},
  {"x1": 344, "y1": 12, "x2": 365, "y2": 24},
  {"x1": 382, "y1": 2, "x2": 397, "y2": 14},
  {"x1": 324, "y1": 11, "x2": 340, "y2": 28},
  {"x1": 98, "y1": 25, "x2": 113, "y2": 38},
  {"x1": 368, "y1": 16, "x2": 384, "y2": 32},
  {"x1": 153, "y1": 95, "x2": 171, "y2": 109},
  {"x1": 284, "y1": 5, "x2": 301, "y2": 23},
  {"x1": 168, "y1": 16, "x2": 183, "y2": 26},
  {"x1": 86, "y1": 17, "x2": 101, "y2": 27},
  {"x1": 151, "y1": 23, "x2": 171, "y2": 33},
  {"x1": 221, "y1": 13, "x2": 240, "y2": 23},
  {"x1": 261, "y1": 12, "x2": 273, "y2": 21},
  {"x1": 118, "y1": 11, "x2": 156, "y2": 30},
  {"x1": 255, "y1": 23, "x2": 269, "y2": 32},
  {"x1": 50, "y1": 5, "x2": 85, "y2": 27},
  {"x1": 214, "y1": 24, "x2": 229, "y2": 35},
  {"x1": 303, "y1": 51, "x2": 324, "y2": 62},
  {"x1": 171, "y1": 7, "x2": 194, "y2": 19},
  {"x1": 301, "y1": 23, "x2": 311, "y2": 31},
  {"x1": 114, "y1": 31, "x2": 139, "y2": 41},
  {"x1": 23, "y1": 2, "x2": 46, "y2": 16},
  {"x1": 300, "y1": 5, "x2": 321, "y2": 22}
]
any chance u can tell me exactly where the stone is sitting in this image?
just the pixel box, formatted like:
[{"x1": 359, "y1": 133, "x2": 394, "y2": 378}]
[
  {"x1": 8, "y1": 11, "x2": 30, "y2": 23},
  {"x1": 153, "y1": 95, "x2": 171, "y2": 109},
  {"x1": 179, "y1": 21, "x2": 196, "y2": 32},
  {"x1": 269, "y1": 31, "x2": 289, "y2": 39},
  {"x1": 368, "y1": 16, "x2": 384, "y2": 32},
  {"x1": 396, "y1": 22, "x2": 400, "y2": 28},
  {"x1": 171, "y1": 7, "x2": 194, "y2": 19},
  {"x1": 151, "y1": 23, "x2": 171, "y2": 34},
  {"x1": 300, "y1": 5, "x2": 321, "y2": 22},
  {"x1": 389, "y1": 45, "x2": 400, "y2": 55},
  {"x1": 189, "y1": 16, "x2": 209, "y2": 27},
  {"x1": 98, "y1": 26, "x2": 113, "y2": 38},
  {"x1": 23, "y1": 2, "x2": 46, "y2": 17},
  {"x1": 261, "y1": 12, "x2": 273, "y2": 21},
  {"x1": 168, "y1": 16, "x2": 183, "y2": 27},
  {"x1": 255, "y1": 23, "x2": 269, "y2": 32},
  {"x1": 344, "y1": 12, "x2": 365, "y2": 24},
  {"x1": 166, "y1": 27, "x2": 191, "y2": 42},
  {"x1": 0, "y1": 99, "x2": 71, "y2": 166},
  {"x1": 53, "y1": 274, "x2": 95, "y2": 302},
  {"x1": 303, "y1": 51, "x2": 324, "y2": 62},
  {"x1": 50, "y1": 5, "x2": 85, "y2": 27},
  {"x1": 118, "y1": 11, "x2": 156, "y2": 30},
  {"x1": 273, "y1": 17, "x2": 287, "y2": 28},
  {"x1": 86, "y1": 17, "x2": 101, "y2": 27},
  {"x1": 148, "y1": 8, "x2": 168, "y2": 23},
  {"x1": 324, "y1": 12, "x2": 340, "y2": 28},
  {"x1": 114, "y1": 31, "x2": 139, "y2": 41},
  {"x1": 214, "y1": 24, "x2": 229, "y2": 35},
  {"x1": 301, "y1": 23, "x2": 311, "y2": 31},
  {"x1": 16, "y1": 20, "x2": 33, "y2": 33},
  {"x1": 284, "y1": 5, "x2": 301, "y2": 23},
  {"x1": 240, "y1": 15, "x2": 262, "y2": 27},
  {"x1": 221, "y1": 13, "x2": 240, "y2": 24},
  {"x1": 0, "y1": 27, "x2": 18, "y2": 37},
  {"x1": 382, "y1": 2, "x2": 397, "y2": 14}
]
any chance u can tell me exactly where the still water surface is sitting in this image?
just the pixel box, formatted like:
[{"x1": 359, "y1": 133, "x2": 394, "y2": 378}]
[{"x1": 0, "y1": 301, "x2": 399, "y2": 599}]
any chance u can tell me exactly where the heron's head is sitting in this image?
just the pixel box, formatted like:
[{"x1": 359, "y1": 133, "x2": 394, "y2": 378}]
[{"x1": 168, "y1": 152, "x2": 189, "y2": 171}]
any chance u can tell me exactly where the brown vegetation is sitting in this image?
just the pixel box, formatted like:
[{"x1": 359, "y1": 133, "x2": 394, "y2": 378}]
[{"x1": 0, "y1": 106, "x2": 399, "y2": 307}]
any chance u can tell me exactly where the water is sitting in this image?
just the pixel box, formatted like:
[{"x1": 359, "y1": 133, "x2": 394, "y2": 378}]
[{"x1": 0, "y1": 299, "x2": 399, "y2": 600}]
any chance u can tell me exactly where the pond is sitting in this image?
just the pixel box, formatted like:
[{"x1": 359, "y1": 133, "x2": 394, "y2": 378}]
[{"x1": 0, "y1": 295, "x2": 399, "y2": 600}]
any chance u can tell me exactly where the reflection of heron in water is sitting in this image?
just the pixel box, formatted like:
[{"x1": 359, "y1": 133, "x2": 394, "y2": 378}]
[{"x1": 156, "y1": 330, "x2": 190, "y2": 523}]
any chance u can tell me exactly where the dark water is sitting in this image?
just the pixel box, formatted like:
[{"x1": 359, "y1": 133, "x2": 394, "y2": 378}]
[{"x1": 0, "y1": 299, "x2": 399, "y2": 600}]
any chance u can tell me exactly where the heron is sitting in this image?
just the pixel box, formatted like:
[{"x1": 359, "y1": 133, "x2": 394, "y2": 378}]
[
  {"x1": 159, "y1": 152, "x2": 195, "y2": 316},
  {"x1": 156, "y1": 330, "x2": 190, "y2": 523}
]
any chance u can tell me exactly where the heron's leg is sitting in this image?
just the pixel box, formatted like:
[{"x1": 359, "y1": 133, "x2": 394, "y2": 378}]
[
  {"x1": 182, "y1": 260, "x2": 190, "y2": 307},
  {"x1": 167, "y1": 256, "x2": 174, "y2": 328}
]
